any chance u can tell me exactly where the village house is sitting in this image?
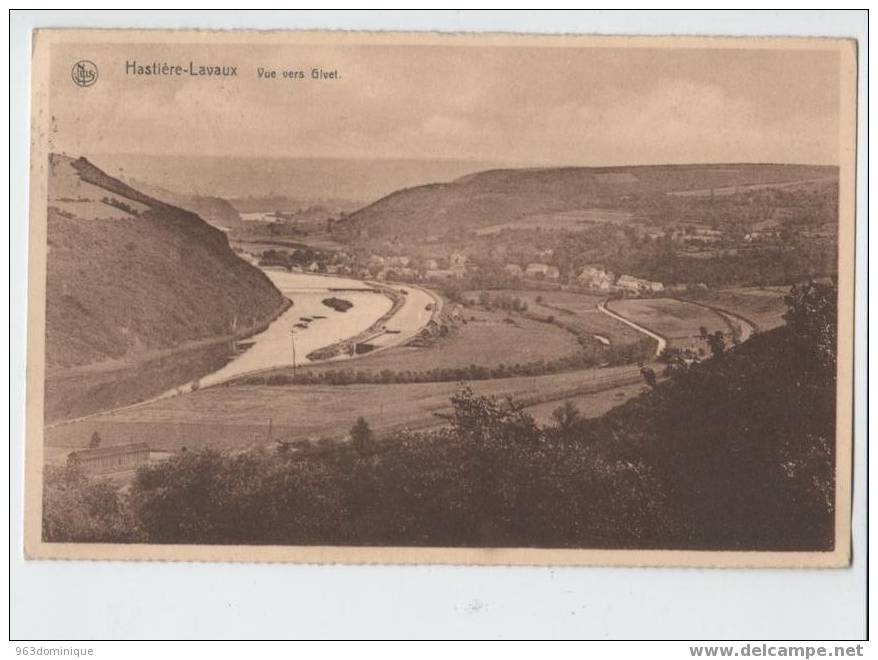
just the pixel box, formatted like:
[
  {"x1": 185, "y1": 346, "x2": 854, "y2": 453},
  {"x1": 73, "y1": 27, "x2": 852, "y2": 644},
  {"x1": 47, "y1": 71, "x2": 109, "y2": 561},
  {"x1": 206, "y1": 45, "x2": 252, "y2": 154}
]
[
  {"x1": 385, "y1": 255, "x2": 411, "y2": 267},
  {"x1": 680, "y1": 234, "x2": 722, "y2": 244},
  {"x1": 67, "y1": 443, "x2": 150, "y2": 475},
  {"x1": 616, "y1": 274, "x2": 664, "y2": 294},
  {"x1": 504, "y1": 263, "x2": 523, "y2": 276},
  {"x1": 525, "y1": 263, "x2": 549, "y2": 277},
  {"x1": 578, "y1": 265, "x2": 615, "y2": 291},
  {"x1": 449, "y1": 252, "x2": 468, "y2": 272},
  {"x1": 385, "y1": 266, "x2": 417, "y2": 280},
  {"x1": 744, "y1": 230, "x2": 780, "y2": 242},
  {"x1": 426, "y1": 269, "x2": 464, "y2": 280},
  {"x1": 679, "y1": 226, "x2": 724, "y2": 243},
  {"x1": 671, "y1": 225, "x2": 724, "y2": 243},
  {"x1": 525, "y1": 263, "x2": 560, "y2": 281},
  {"x1": 425, "y1": 258, "x2": 439, "y2": 270}
]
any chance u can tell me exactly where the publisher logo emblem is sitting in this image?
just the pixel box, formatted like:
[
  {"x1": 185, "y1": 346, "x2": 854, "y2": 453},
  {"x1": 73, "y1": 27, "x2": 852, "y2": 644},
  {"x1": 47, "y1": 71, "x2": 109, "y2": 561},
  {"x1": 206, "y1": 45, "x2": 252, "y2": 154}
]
[{"x1": 72, "y1": 60, "x2": 98, "y2": 87}]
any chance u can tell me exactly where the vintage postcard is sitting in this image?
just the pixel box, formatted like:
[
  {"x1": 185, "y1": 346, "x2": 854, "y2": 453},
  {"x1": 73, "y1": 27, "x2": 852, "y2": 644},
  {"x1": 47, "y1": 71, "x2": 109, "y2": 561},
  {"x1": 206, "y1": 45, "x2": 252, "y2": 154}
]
[{"x1": 24, "y1": 29, "x2": 856, "y2": 566}]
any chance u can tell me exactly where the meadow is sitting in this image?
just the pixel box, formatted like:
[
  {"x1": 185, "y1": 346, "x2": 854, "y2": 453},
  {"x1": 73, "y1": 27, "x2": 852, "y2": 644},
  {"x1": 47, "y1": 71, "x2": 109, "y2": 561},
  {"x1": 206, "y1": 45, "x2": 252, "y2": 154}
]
[
  {"x1": 270, "y1": 305, "x2": 582, "y2": 380},
  {"x1": 682, "y1": 287, "x2": 789, "y2": 331},
  {"x1": 605, "y1": 298, "x2": 732, "y2": 347},
  {"x1": 44, "y1": 364, "x2": 645, "y2": 453},
  {"x1": 511, "y1": 290, "x2": 644, "y2": 345}
]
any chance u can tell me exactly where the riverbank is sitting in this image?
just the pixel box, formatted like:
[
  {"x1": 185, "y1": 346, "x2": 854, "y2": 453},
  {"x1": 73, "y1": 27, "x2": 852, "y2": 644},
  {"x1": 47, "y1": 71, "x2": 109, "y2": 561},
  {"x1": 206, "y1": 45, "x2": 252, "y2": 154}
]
[
  {"x1": 44, "y1": 296, "x2": 292, "y2": 425},
  {"x1": 306, "y1": 282, "x2": 405, "y2": 361}
]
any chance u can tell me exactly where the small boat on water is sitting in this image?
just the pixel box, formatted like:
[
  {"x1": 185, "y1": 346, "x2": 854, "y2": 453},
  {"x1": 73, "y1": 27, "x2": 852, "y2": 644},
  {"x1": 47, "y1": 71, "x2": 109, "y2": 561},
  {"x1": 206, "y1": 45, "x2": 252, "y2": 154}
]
[
  {"x1": 294, "y1": 322, "x2": 308, "y2": 329},
  {"x1": 322, "y1": 297, "x2": 354, "y2": 312},
  {"x1": 299, "y1": 317, "x2": 312, "y2": 322}
]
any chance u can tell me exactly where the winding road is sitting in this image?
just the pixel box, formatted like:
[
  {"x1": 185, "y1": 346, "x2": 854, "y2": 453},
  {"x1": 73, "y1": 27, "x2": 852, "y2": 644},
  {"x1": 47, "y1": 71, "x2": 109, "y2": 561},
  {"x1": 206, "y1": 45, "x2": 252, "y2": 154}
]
[{"x1": 597, "y1": 301, "x2": 668, "y2": 357}]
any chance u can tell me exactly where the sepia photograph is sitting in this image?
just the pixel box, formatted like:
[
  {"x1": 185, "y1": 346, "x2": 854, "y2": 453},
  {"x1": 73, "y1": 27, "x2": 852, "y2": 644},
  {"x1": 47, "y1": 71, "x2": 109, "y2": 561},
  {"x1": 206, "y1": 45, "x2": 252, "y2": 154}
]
[{"x1": 24, "y1": 29, "x2": 856, "y2": 567}]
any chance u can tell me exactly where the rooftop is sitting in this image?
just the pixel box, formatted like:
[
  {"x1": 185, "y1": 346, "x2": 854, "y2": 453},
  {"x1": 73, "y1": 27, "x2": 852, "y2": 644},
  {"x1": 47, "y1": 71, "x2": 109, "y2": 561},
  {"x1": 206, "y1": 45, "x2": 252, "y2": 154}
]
[{"x1": 68, "y1": 442, "x2": 150, "y2": 460}]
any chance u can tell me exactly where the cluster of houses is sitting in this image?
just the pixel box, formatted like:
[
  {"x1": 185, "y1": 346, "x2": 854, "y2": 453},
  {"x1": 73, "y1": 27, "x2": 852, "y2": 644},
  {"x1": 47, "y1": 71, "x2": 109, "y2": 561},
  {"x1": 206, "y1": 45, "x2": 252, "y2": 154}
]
[
  {"x1": 576, "y1": 265, "x2": 665, "y2": 294},
  {"x1": 423, "y1": 252, "x2": 469, "y2": 280},
  {"x1": 503, "y1": 262, "x2": 561, "y2": 281},
  {"x1": 254, "y1": 244, "x2": 667, "y2": 295},
  {"x1": 500, "y1": 262, "x2": 664, "y2": 293},
  {"x1": 374, "y1": 255, "x2": 668, "y2": 294},
  {"x1": 671, "y1": 226, "x2": 724, "y2": 243}
]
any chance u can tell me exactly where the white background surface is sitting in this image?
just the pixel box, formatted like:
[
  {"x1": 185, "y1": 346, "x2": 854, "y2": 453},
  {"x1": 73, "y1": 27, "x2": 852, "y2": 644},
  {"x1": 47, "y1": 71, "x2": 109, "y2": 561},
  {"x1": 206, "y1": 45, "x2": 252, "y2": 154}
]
[{"x1": 8, "y1": 9, "x2": 869, "y2": 640}]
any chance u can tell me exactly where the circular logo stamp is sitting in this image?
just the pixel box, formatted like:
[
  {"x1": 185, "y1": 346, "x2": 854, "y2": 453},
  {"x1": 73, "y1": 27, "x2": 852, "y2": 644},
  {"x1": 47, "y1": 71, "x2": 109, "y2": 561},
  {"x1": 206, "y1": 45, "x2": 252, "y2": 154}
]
[{"x1": 71, "y1": 60, "x2": 98, "y2": 87}]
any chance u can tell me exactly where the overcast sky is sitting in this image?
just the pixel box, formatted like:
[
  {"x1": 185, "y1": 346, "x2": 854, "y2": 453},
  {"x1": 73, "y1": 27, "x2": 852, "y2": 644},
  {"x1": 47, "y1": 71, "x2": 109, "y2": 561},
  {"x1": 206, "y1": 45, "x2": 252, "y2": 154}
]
[{"x1": 50, "y1": 40, "x2": 842, "y2": 166}]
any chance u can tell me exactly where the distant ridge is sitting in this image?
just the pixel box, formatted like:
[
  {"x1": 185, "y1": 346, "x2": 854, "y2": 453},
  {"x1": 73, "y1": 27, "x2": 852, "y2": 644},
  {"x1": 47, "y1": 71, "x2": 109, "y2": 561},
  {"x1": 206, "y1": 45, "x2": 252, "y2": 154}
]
[
  {"x1": 122, "y1": 176, "x2": 245, "y2": 232},
  {"x1": 336, "y1": 163, "x2": 838, "y2": 240}
]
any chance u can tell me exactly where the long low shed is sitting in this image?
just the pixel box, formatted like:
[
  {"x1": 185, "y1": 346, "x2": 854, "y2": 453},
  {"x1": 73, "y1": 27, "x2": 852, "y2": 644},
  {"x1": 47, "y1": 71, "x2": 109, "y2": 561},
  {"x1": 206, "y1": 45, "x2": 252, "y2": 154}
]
[{"x1": 67, "y1": 442, "x2": 150, "y2": 474}]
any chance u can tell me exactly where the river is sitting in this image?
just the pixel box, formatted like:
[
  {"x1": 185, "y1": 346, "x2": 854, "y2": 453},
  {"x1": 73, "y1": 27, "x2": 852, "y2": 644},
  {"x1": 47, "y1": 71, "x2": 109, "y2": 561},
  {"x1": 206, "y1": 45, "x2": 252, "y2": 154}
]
[
  {"x1": 196, "y1": 269, "x2": 437, "y2": 388},
  {"x1": 47, "y1": 268, "x2": 439, "y2": 427}
]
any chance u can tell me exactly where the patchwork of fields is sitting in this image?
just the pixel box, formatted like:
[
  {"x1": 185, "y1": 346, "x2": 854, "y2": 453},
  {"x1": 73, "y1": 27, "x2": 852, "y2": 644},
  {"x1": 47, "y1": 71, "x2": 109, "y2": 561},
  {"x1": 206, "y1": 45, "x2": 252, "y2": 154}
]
[{"x1": 606, "y1": 298, "x2": 732, "y2": 349}]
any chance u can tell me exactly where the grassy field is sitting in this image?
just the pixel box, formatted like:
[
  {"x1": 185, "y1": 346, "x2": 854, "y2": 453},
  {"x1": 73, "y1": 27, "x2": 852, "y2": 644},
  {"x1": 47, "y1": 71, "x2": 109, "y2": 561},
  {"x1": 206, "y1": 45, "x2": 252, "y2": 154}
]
[
  {"x1": 682, "y1": 287, "x2": 789, "y2": 331},
  {"x1": 511, "y1": 290, "x2": 644, "y2": 345},
  {"x1": 44, "y1": 364, "x2": 644, "y2": 453},
  {"x1": 606, "y1": 298, "x2": 731, "y2": 348},
  {"x1": 273, "y1": 306, "x2": 582, "y2": 379},
  {"x1": 524, "y1": 381, "x2": 645, "y2": 425},
  {"x1": 44, "y1": 342, "x2": 234, "y2": 424}
]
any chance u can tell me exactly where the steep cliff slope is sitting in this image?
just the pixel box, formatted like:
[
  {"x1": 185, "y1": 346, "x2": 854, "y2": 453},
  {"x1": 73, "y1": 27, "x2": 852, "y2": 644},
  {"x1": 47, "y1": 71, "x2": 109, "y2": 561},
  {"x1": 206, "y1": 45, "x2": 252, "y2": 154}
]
[{"x1": 45, "y1": 154, "x2": 286, "y2": 371}]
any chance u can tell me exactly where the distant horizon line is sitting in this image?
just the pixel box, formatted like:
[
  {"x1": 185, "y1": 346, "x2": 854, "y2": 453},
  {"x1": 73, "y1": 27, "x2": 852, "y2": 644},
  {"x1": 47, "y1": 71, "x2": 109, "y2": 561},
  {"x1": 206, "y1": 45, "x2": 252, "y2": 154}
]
[{"x1": 78, "y1": 151, "x2": 840, "y2": 170}]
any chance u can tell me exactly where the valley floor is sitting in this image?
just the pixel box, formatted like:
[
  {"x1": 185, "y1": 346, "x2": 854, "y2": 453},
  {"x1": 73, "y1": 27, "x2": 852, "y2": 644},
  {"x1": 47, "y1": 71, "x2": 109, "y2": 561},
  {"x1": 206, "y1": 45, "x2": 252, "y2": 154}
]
[
  {"x1": 45, "y1": 364, "x2": 647, "y2": 455},
  {"x1": 43, "y1": 283, "x2": 787, "y2": 471}
]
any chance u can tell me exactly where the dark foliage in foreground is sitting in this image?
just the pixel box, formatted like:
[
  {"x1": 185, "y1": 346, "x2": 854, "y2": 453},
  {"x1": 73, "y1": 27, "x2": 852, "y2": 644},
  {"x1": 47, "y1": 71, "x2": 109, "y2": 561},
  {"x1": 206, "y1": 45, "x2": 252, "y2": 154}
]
[
  {"x1": 593, "y1": 281, "x2": 837, "y2": 550},
  {"x1": 43, "y1": 283, "x2": 837, "y2": 550}
]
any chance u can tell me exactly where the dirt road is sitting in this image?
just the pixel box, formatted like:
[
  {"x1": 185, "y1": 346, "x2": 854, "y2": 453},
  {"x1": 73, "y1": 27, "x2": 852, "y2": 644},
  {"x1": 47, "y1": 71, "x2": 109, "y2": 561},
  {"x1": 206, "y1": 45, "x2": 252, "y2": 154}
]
[{"x1": 597, "y1": 301, "x2": 668, "y2": 356}]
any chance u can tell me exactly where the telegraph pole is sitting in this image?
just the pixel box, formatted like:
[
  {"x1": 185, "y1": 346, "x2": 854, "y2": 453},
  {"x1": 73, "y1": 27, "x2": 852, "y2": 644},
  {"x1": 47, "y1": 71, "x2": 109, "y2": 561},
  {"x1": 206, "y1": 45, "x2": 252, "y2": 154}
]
[{"x1": 290, "y1": 328, "x2": 297, "y2": 377}]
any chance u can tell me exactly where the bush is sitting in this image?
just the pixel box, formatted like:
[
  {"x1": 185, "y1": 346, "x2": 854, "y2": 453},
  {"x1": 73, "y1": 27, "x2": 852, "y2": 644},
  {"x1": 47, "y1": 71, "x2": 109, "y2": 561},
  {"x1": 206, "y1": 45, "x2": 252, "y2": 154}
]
[
  {"x1": 350, "y1": 417, "x2": 373, "y2": 453},
  {"x1": 43, "y1": 466, "x2": 138, "y2": 542}
]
